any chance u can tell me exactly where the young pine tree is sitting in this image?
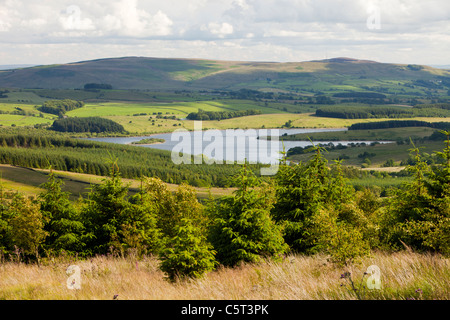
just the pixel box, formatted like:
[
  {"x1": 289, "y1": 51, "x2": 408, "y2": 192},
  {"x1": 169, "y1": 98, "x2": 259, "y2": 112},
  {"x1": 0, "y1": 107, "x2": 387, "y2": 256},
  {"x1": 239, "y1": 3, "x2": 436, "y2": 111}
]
[
  {"x1": 159, "y1": 217, "x2": 216, "y2": 282},
  {"x1": 383, "y1": 137, "x2": 450, "y2": 255},
  {"x1": 143, "y1": 179, "x2": 216, "y2": 281},
  {"x1": 121, "y1": 180, "x2": 162, "y2": 256},
  {"x1": 271, "y1": 143, "x2": 333, "y2": 252},
  {"x1": 82, "y1": 160, "x2": 131, "y2": 255},
  {"x1": 209, "y1": 164, "x2": 288, "y2": 267},
  {"x1": 38, "y1": 169, "x2": 85, "y2": 255}
]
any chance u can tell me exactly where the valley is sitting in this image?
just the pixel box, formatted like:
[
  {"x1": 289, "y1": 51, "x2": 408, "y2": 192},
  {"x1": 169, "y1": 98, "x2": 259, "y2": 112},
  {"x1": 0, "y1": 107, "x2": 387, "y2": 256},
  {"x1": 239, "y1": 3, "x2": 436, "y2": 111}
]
[{"x1": 0, "y1": 56, "x2": 449, "y2": 300}]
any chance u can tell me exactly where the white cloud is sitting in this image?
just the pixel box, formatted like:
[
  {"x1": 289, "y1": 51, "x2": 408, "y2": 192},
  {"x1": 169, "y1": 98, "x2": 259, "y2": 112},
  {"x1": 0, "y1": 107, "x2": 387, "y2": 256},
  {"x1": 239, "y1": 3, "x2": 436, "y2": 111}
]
[
  {"x1": 0, "y1": 0, "x2": 18, "y2": 32},
  {"x1": 100, "y1": 0, "x2": 173, "y2": 37},
  {"x1": 59, "y1": 5, "x2": 95, "y2": 31},
  {"x1": 207, "y1": 22, "x2": 234, "y2": 38},
  {"x1": 0, "y1": 0, "x2": 449, "y2": 65}
]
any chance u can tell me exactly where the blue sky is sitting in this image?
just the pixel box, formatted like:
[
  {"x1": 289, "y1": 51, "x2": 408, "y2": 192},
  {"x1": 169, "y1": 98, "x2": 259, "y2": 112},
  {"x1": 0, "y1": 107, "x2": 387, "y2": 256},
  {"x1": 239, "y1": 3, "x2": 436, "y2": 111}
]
[{"x1": 0, "y1": 0, "x2": 449, "y2": 66}]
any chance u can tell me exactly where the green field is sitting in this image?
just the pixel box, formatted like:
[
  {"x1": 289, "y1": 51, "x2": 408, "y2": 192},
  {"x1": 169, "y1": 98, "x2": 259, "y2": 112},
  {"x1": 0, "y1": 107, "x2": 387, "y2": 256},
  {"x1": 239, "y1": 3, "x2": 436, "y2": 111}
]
[
  {"x1": 288, "y1": 137, "x2": 447, "y2": 168},
  {"x1": 0, "y1": 114, "x2": 54, "y2": 127},
  {"x1": 0, "y1": 164, "x2": 234, "y2": 200},
  {"x1": 282, "y1": 126, "x2": 438, "y2": 141}
]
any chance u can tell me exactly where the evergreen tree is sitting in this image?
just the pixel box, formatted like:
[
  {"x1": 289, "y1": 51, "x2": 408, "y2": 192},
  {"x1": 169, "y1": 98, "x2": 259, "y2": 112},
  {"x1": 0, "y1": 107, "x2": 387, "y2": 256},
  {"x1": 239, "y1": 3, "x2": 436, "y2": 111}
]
[
  {"x1": 209, "y1": 164, "x2": 287, "y2": 267},
  {"x1": 383, "y1": 136, "x2": 450, "y2": 255},
  {"x1": 159, "y1": 217, "x2": 216, "y2": 282},
  {"x1": 122, "y1": 181, "x2": 162, "y2": 256},
  {"x1": 38, "y1": 169, "x2": 85, "y2": 255},
  {"x1": 82, "y1": 159, "x2": 131, "y2": 255},
  {"x1": 271, "y1": 143, "x2": 332, "y2": 252}
]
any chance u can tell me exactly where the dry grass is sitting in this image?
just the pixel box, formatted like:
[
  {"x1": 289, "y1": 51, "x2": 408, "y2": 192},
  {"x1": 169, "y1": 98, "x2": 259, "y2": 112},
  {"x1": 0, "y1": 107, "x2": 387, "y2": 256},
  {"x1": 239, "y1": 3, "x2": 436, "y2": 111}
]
[{"x1": 0, "y1": 251, "x2": 448, "y2": 300}]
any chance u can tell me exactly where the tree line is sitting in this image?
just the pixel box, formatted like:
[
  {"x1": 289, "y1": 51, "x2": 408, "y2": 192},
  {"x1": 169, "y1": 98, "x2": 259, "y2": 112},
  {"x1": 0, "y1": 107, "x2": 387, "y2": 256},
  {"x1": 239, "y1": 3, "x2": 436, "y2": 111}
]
[
  {"x1": 348, "y1": 120, "x2": 450, "y2": 131},
  {"x1": 84, "y1": 83, "x2": 113, "y2": 90},
  {"x1": 315, "y1": 106, "x2": 414, "y2": 119},
  {"x1": 37, "y1": 99, "x2": 84, "y2": 117},
  {"x1": 50, "y1": 117, "x2": 126, "y2": 133},
  {"x1": 0, "y1": 130, "x2": 259, "y2": 188},
  {"x1": 332, "y1": 92, "x2": 387, "y2": 99},
  {"x1": 1, "y1": 134, "x2": 449, "y2": 281},
  {"x1": 316, "y1": 105, "x2": 450, "y2": 119},
  {"x1": 186, "y1": 109, "x2": 262, "y2": 121}
]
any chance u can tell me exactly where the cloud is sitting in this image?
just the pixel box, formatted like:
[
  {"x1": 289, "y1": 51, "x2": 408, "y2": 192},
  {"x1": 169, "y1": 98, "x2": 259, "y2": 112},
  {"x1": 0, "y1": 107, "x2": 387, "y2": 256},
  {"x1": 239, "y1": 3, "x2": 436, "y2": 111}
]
[
  {"x1": 0, "y1": 0, "x2": 18, "y2": 32},
  {"x1": 59, "y1": 5, "x2": 95, "y2": 31},
  {"x1": 0, "y1": 0, "x2": 449, "y2": 65},
  {"x1": 99, "y1": 0, "x2": 173, "y2": 37},
  {"x1": 205, "y1": 22, "x2": 234, "y2": 38}
]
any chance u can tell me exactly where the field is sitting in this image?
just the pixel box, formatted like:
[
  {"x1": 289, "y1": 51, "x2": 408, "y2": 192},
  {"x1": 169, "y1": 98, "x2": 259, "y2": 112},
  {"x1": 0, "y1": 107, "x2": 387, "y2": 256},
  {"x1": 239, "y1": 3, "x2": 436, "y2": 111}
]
[
  {"x1": 0, "y1": 251, "x2": 448, "y2": 300},
  {"x1": 1, "y1": 59, "x2": 450, "y2": 303},
  {"x1": 0, "y1": 164, "x2": 234, "y2": 200},
  {"x1": 282, "y1": 126, "x2": 438, "y2": 141}
]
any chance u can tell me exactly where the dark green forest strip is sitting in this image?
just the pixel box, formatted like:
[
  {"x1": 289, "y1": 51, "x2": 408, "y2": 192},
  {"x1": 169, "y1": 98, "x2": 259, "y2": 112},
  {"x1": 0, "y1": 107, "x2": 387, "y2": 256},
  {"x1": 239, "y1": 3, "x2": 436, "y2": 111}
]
[{"x1": 0, "y1": 129, "x2": 262, "y2": 188}]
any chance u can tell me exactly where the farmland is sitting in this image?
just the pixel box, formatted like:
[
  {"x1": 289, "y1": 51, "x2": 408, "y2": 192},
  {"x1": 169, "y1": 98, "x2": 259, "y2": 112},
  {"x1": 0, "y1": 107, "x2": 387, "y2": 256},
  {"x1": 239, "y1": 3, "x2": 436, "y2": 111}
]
[{"x1": 0, "y1": 56, "x2": 450, "y2": 302}]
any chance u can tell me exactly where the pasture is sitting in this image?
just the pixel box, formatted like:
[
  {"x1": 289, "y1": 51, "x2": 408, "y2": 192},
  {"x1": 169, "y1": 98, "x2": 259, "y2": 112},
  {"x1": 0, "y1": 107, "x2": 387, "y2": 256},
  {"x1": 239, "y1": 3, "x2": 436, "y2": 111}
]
[{"x1": 0, "y1": 251, "x2": 447, "y2": 300}]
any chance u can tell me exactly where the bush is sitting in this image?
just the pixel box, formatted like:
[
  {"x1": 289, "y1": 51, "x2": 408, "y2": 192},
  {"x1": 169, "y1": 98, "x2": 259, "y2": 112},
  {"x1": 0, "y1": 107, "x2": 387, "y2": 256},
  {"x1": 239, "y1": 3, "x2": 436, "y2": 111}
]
[
  {"x1": 159, "y1": 217, "x2": 216, "y2": 282},
  {"x1": 381, "y1": 137, "x2": 450, "y2": 255},
  {"x1": 312, "y1": 206, "x2": 371, "y2": 266},
  {"x1": 209, "y1": 165, "x2": 288, "y2": 267}
]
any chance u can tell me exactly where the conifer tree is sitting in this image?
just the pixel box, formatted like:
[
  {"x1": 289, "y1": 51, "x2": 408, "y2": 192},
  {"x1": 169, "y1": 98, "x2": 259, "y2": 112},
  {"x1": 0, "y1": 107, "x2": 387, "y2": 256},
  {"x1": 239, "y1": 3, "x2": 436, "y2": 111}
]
[
  {"x1": 82, "y1": 159, "x2": 131, "y2": 255},
  {"x1": 159, "y1": 216, "x2": 216, "y2": 282},
  {"x1": 38, "y1": 168, "x2": 85, "y2": 255},
  {"x1": 271, "y1": 143, "x2": 332, "y2": 252},
  {"x1": 383, "y1": 135, "x2": 450, "y2": 255},
  {"x1": 209, "y1": 164, "x2": 287, "y2": 267},
  {"x1": 122, "y1": 180, "x2": 162, "y2": 256}
]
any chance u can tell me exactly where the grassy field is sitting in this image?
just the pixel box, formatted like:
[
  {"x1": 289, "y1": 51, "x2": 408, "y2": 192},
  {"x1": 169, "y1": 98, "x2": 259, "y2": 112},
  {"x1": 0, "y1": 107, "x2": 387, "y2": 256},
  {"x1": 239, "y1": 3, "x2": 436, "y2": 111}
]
[
  {"x1": 0, "y1": 164, "x2": 234, "y2": 201},
  {"x1": 100, "y1": 112, "x2": 450, "y2": 135},
  {"x1": 282, "y1": 127, "x2": 438, "y2": 141},
  {"x1": 0, "y1": 251, "x2": 447, "y2": 300},
  {"x1": 290, "y1": 140, "x2": 445, "y2": 167}
]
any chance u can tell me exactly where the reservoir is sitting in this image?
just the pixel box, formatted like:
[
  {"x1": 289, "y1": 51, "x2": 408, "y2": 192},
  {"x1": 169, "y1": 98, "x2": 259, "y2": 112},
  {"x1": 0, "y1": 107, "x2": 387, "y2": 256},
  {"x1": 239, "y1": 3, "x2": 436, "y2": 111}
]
[{"x1": 86, "y1": 128, "x2": 390, "y2": 164}]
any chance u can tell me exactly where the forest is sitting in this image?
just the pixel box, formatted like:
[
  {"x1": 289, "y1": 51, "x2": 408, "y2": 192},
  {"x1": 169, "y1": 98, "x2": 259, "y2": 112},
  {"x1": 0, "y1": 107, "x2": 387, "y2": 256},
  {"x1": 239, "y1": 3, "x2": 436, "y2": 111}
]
[
  {"x1": 315, "y1": 106, "x2": 414, "y2": 119},
  {"x1": 315, "y1": 105, "x2": 450, "y2": 119},
  {"x1": 348, "y1": 120, "x2": 450, "y2": 131},
  {"x1": 0, "y1": 131, "x2": 449, "y2": 282},
  {"x1": 37, "y1": 99, "x2": 84, "y2": 116},
  {"x1": 186, "y1": 108, "x2": 262, "y2": 121},
  {"x1": 0, "y1": 129, "x2": 259, "y2": 188},
  {"x1": 50, "y1": 117, "x2": 126, "y2": 133}
]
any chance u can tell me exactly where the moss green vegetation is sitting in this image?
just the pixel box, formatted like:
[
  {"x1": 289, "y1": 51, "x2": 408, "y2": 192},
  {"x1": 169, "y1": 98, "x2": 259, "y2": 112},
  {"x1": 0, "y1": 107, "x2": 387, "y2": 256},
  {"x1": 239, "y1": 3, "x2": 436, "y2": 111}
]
[
  {"x1": 282, "y1": 127, "x2": 437, "y2": 141},
  {"x1": 130, "y1": 138, "x2": 165, "y2": 145},
  {"x1": 1, "y1": 133, "x2": 449, "y2": 288},
  {"x1": 288, "y1": 138, "x2": 444, "y2": 168},
  {"x1": 0, "y1": 128, "x2": 264, "y2": 188},
  {"x1": 0, "y1": 57, "x2": 449, "y2": 299}
]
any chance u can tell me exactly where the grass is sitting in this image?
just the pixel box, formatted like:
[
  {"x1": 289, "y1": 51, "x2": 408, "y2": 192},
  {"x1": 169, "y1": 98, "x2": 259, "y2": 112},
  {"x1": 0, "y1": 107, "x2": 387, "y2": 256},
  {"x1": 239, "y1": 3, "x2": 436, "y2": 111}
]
[
  {"x1": 282, "y1": 127, "x2": 438, "y2": 141},
  {"x1": 130, "y1": 138, "x2": 165, "y2": 145},
  {"x1": 289, "y1": 139, "x2": 447, "y2": 168},
  {"x1": 0, "y1": 115, "x2": 53, "y2": 127},
  {"x1": 66, "y1": 100, "x2": 290, "y2": 118},
  {"x1": 0, "y1": 164, "x2": 234, "y2": 201},
  {"x1": 0, "y1": 251, "x2": 447, "y2": 300}
]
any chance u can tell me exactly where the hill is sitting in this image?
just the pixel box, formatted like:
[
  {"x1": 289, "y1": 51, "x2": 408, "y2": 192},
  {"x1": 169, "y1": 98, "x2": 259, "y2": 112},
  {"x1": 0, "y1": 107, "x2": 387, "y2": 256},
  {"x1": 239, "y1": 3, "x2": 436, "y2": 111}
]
[{"x1": 1, "y1": 56, "x2": 450, "y2": 94}]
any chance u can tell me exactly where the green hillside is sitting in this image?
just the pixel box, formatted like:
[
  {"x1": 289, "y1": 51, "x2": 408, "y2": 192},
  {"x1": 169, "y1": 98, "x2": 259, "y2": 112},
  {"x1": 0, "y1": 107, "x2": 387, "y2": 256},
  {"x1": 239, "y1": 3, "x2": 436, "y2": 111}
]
[{"x1": 1, "y1": 56, "x2": 450, "y2": 95}]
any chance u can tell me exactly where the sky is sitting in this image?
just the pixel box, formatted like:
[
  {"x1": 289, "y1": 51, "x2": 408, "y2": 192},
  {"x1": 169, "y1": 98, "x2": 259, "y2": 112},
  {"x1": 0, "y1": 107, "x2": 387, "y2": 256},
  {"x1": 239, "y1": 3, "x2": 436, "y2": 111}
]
[{"x1": 0, "y1": 0, "x2": 449, "y2": 66}]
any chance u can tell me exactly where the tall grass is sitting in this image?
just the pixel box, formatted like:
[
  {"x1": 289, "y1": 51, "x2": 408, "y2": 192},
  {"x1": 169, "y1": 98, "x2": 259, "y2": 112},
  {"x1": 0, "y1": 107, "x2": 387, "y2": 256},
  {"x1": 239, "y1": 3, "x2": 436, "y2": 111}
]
[{"x1": 0, "y1": 251, "x2": 448, "y2": 300}]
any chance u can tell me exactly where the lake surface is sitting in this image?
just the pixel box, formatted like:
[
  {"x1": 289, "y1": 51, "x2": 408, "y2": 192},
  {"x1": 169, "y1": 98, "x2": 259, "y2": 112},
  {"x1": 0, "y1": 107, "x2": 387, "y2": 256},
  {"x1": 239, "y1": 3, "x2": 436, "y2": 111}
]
[{"x1": 86, "y1": 128, "x2": 390, "y2": 164}]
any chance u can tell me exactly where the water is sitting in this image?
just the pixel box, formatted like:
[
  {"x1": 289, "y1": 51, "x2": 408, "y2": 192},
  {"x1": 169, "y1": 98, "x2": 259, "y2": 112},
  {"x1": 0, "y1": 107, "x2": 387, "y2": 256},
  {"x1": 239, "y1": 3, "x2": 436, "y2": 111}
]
[{"x1": 85, "y1": 128, "x2": 391, "y2": 164}]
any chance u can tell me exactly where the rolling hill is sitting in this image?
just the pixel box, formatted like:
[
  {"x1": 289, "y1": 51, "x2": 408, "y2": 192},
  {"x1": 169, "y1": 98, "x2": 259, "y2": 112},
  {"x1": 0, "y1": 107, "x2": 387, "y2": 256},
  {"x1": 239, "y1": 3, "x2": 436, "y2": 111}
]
[{"x1": 1, "y1": 56, "x2": 449, "y2": 94}]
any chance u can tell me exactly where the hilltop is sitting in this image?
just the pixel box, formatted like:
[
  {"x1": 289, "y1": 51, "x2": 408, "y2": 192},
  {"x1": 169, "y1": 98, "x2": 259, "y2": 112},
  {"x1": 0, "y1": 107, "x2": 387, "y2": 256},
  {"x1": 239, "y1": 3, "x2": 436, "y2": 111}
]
[{"x1": 0, "y1": 56, "x2": 449, "y2": 93}]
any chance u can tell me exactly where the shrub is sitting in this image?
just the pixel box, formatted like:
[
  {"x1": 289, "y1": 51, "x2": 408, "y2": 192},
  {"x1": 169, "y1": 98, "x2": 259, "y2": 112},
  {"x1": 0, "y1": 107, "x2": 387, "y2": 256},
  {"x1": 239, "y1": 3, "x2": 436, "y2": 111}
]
[
  {"x1": 209, "y1": 165, "x2": 288, "y2": 267},
  {"x1": 159, "y1": 217, "x2": 216, "y2": 282}
]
